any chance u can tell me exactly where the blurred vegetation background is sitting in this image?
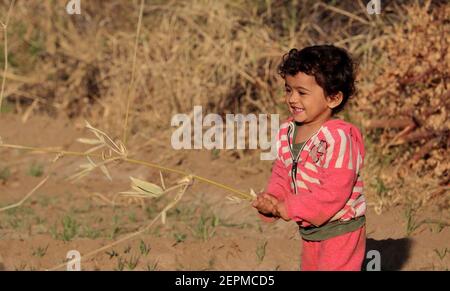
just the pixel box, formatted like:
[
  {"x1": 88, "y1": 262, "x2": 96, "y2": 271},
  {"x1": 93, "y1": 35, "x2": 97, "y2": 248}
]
[{"x1": 0, "y1": 0, "x2": 448, "y2": 213}]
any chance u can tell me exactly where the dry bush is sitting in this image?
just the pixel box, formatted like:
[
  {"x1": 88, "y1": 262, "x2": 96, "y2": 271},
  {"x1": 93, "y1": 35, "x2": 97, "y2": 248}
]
[
  {"x1": 355, "y1": 1, "x2": 449, "y2": 211},
  {"x1": 360, "y1": 5, "x2": 448, "y2": 172}
]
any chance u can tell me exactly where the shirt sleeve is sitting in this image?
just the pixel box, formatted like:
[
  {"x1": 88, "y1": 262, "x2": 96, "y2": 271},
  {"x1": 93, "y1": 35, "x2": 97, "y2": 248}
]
[
  {"x1": 258, "y1": 127, "x2": 291, "y2": 222},
  {"x1": 266, "y1": 158, "x2": 290, "y2": 202}
]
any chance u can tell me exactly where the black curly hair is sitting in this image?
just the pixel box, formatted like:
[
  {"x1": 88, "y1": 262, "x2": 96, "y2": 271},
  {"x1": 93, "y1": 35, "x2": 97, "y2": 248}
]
[{"x1": 278, "y1": 45, "x2": 356, "y2": 114}]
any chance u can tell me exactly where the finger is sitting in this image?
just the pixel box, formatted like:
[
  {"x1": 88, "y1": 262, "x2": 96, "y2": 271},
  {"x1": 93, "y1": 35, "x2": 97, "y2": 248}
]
[
  {"x1": 265, "y1": 202, "x2": 275, "y2": 213},
  {"x1": 262, "y1": 193, "x2": 272, "y2": 201},
  {"x1": 258, "y1": 199, "x2": 269, "y2": 208},
  {"x1": 259, "y1": 198, "x2": 271, "y2": 207},
  {"x1": 263, "y1": 193, "x2": 278, "y2": 204},
  {"x1": 262, "y1": 196, "x2": 272, "y2": 202}
]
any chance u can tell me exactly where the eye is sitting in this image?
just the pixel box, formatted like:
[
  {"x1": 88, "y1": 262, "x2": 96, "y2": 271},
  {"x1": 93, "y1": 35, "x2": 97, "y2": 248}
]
[
  {"x1": 285, "y1": 87, "x2": 292, "y2": 94},
  {"x1": 298, "y1": 90, "x2": 307, "y2": 96}
]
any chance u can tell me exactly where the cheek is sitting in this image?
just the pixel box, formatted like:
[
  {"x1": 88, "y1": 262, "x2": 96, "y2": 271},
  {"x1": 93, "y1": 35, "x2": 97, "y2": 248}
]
[
  {"x1": 284, "y1": 93, "x2": 291, "y2": 104},
  {"x1": 306, "y1": 93, "x2": 325, "y2": 108},
  {"x1": 300, "y1": 98, "x2": 311, "y2": 108}
]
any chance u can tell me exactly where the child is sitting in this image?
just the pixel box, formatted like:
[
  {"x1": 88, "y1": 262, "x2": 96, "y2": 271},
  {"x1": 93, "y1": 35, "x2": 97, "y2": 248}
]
[{"x1": 252, "y1": 45, "x2": 366, "y2": 271}]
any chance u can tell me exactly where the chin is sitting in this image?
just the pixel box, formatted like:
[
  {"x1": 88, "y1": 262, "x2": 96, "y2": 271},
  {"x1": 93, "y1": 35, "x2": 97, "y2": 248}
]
[{"x1": 292, "y1": 114, "x2": 306, "y2": 123}]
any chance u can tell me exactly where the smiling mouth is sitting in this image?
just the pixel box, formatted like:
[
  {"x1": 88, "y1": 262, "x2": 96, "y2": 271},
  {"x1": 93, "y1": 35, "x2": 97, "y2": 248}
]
[{"x1": 291, "y1": 106, "x2": 305, "y2": 114}]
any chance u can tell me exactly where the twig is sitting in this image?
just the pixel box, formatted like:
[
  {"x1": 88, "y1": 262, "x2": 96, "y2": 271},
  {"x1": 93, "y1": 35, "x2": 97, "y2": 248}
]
[
  {"x1": 383, "y1": 123, "x2": 417, "y2": 150},
  {"x1": 0, "y1": 152, "x2": 62, "y2": 213},
  {"x1": 122, "y1": 0, "x2": 145, "y2": 146},
  {"x1": 398, "y1": 68, "x2": 435, "y2": 85},
  {"x1": 401, "y1": 129, "x2": 438, "y2": 144},
  {"x1": 0, "y1": 143, "x2": 102, "y2": 158},
  {"x1": 316, "y1": 2, "x2": 370, "y2": 25},
  {"x1": 0, "y1": 0, "x2": 16, "y2": 113},
  {"x1": 0, "y1": 143, "x2": 254, "y2": 201},
  {"x1": 411, "y1": 137, "x2": 439, "y2": 162},
  {"x1": 0, "y1": 176, "x2": 49, "y2": 212},
  {"x1": 427, "y1": 186, "x2": 450, "y2": 200},
  {"x1": 365, "y1": 118, "x2": 415, "y2": 129}
]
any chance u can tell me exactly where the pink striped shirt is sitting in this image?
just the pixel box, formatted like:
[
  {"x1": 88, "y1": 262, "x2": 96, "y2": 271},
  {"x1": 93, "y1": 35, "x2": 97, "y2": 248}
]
[{"x1": 266, "y1": 117, "x2": 366, "y2": 227}]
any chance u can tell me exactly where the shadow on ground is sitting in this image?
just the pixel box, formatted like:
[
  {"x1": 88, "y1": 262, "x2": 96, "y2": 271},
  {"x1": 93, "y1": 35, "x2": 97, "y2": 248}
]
[{"x1": 364, "y1": 238, "x2": 412, "y2": 271}]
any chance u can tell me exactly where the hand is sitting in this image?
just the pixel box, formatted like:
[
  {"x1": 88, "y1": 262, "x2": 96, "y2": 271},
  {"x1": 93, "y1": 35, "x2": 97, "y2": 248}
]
[
  {"x1": 252, "y1": 192, "x2": 278, "y2": 216},
  {"x1": 273, "y1": 201, "x2": 290, "y2": 221}
]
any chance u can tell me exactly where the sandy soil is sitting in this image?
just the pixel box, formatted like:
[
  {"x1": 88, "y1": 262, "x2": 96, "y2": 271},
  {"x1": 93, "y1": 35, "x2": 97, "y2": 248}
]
[{"x1": 0, "y1": 114, "x2": 448, "y2": 271}]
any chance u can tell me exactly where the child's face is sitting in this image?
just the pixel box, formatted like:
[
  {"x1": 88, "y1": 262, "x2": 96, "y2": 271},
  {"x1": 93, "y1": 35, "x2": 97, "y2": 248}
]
[{"x1": 284, "y1": 72, "x2": 335, "y2": 124}]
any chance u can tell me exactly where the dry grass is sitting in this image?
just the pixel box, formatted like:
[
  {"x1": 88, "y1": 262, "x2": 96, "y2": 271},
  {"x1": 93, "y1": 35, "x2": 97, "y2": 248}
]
[
  {"x1": 0, "y1": 0, "x2": 447, "y2": 210},
  {"x1": 0, "y1": 0, "x2": 15, "y2": 112},
  {"x1": 1, "y1": 1, "x2": 394, "y2": 131},
  {"x1": 0, "y1": 0, "x2": 448, "y2": 271}
]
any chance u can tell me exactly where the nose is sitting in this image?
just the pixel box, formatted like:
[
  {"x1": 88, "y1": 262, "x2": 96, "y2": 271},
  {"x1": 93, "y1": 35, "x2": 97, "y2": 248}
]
[{"x1": 287, "y1": 91, "x2": 299, "y2": 104}]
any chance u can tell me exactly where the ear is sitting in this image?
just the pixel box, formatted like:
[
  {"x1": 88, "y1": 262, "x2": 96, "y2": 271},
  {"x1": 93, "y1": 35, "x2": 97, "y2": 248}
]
[{"x1": 326, "y1": 92, "x2": 343, "y2": 109}]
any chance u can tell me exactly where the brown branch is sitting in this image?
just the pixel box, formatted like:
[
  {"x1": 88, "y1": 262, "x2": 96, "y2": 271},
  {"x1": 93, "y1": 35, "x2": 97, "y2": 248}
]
[
  {"x1": 441, "y1": 90, "x2": 450, "y2": 101},
  {"x1": 387, "y1": 123, "x2": 417, "y2": 147},
  {"x1": 398, "y1": 68, "x2": 435, "y2": 86},
  {"x1": 400, "y1": 129, "x2": 438, "y2": 144},
  {"x1": 428, "y1": 186, "x2": 450, "y2": 200},
  {"x1": 411, "y1": 137, "x2": 439, "y2": 162},
  {"x1": 365, "y1": 118, "x2": 415, "y2": 130}
]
